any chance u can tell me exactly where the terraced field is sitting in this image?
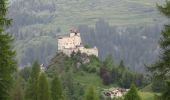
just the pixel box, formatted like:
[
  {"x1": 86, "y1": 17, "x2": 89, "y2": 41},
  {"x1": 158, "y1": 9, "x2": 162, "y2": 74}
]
[
  {"x1": 48, "y1": 0, "x2": 165, "y2": 29},
  {"x1": 11, "y1": 0, "x2": 165, "y2": 31}
]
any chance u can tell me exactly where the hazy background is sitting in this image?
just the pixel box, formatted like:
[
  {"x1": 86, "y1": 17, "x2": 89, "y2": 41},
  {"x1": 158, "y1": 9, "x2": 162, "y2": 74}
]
[{"x1": 9, "y1": 0, "x2": 167, "y2": 71}]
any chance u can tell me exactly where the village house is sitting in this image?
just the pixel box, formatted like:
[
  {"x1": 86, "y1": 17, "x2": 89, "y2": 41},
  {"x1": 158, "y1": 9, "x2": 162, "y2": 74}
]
[{"x1": 102, "y1": 87, "x2": 129, "y2": 99}]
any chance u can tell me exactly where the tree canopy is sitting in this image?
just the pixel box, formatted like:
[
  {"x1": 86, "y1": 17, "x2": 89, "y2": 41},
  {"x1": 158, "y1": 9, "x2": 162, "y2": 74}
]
[
  {"x1": 84, "y1": 86, "x2": 98, "y2": 100},
  {"x1": 148, "y1": 0, "x2": 170, "y2": 79},
  {"x1": 37, "y1": 72, "x2": 50, "y2": 100},
  {"x1": 124, "y1": 84, "x2": 141, "y2": 100},
  {"x1": 0, "y1": 0, "x2": 16, "y2": 99},
  {"x1": 147, "y1": 0, "x2": 170, "y2": 95},
  {"x1": 51, "y1": 75, "x2": 64, "y2": 100},
  {"x1": 25, "y1": 61, "x2": 40, "y2": 100}
]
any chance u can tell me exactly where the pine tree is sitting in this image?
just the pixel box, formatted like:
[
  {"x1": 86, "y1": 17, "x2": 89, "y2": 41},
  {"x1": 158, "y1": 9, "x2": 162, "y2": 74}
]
[
  {"x1": 19, "y1": 66, "x2": 31, "y2": 81},
  {"x1": 119, "y1": 60, "x2": 125, "y2": 69},
  {"x1": 161, "y1": 80, "x2": 170, "y2": 100},
  {"x1": 37, "y1": 72, "x2": 50, "y2": 100},
  {"x1": 0, "y1": 0, "x2": 16, "y2": 99},
  {"x1": 84, "y1": 86, "x2": 98, "y2": 100},
  {"x1": 124, "y1": 84, "x2": 141, "y2": 100},
  {"x1": 103, "y1": 54, "x2": 114, "y2": 71},
  {"x1": 62, "y1": 72, "x2": 75, "y2": 100},
  {"x1": 25, "y1": 61, "x2": 40, "y2": 100},
  {"x1": 51, "y1": 75, "x2": 64, "y2": 100},
  {"x1": 10, "y1": 75, "x2": 24, "y2": 100},
  {"x1": 147, "y1": 0, "x2": 170, "y2": 80},
  {"x1": 147, "y1": 0, "x2": 170, "y2": 98}
]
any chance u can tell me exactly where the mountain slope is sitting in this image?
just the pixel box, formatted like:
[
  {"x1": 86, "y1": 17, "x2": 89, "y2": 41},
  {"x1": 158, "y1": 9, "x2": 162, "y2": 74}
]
[
  {"x1": 9, "y1": 0, "x2": 166, "y2": 71},
  {"x1": 9, "y1": 0, "x2": 165, "y2": 31}
]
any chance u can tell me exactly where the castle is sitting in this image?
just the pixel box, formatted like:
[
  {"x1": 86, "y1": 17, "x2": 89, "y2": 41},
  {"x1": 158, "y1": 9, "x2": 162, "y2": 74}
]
[{"x1": 57, "y1": 29, "x2": 98, "y2": 57}]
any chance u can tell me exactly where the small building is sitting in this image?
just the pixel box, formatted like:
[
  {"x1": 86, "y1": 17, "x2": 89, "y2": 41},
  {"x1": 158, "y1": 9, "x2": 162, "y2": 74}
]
[
  {"x1": 102, "y1": 87, "x2": 129, "y2": 99},
  {"x1": 40, "y1": 64, "x2": 46, "y2": 72}
]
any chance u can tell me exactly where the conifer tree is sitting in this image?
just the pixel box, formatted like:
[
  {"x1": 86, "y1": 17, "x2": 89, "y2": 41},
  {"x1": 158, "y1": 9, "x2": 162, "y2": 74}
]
[
  {"x1": 10, "y1": 75, "x2": 24, "y2": 100},
  {"x1": 84, "y1": 86, "x2": 98, "y2": 100},
  {"x1": 161, "y1": 80, "x2": 170, "y2": 100},
  {"x1": 37, "y1": 72, "x2": 50, "y2": 100},
  {"x1": 51, "y1": 75, "x2": 64, "y2": 100},
  {"x1": 0, "y1": 0, "x2": 16, "y2": 99},
  {"x1": 147, "y1": 0, "x2": 170, "y2": 80},
  {"x1": 25, "y1": 61, "x2": 40, "y2": 100},
  {"x1": 103, "y1": 54, "x2": 114, "y2": 70},
  {"x1": 147, "y1": 0, "x2": 170, "y2": 97},
  {"x1": 119, "y1": 60, "x2": 125, "y2": 69},
  {"x1": 124, "y1": 84, "x2": 141, "y2": 100}
]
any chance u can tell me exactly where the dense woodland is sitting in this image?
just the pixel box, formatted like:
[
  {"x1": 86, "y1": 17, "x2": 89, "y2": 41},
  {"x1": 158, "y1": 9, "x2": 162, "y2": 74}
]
[
  {"x1": 1, "y1": 0, "x2": 170, "y2": 100},
  {"x1": 11, "y1": 51, "x2": 146, "y2": 100},
  {"x1": 8, "y1": 0, "x2": 166, "y2": 72}
]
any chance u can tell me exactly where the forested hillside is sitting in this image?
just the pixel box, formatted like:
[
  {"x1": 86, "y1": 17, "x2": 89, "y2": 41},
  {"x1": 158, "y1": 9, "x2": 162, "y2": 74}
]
[
  {"x1": 9, "y1": 0, "x2": 166, "y2": 71},
  {"x1": 79, "y1": 21, "x2": 163, "y2": 71},
  {"x1": 2, "y1": 0, "x2": 170, "y2": 100}
]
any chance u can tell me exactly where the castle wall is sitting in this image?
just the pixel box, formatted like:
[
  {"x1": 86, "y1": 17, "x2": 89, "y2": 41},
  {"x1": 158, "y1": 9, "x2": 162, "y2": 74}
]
[
  {"x1": 58, "y1": 33, "x2": 81, "y2": 50},
  {"x1": 62, "y1": 48, "x2": 75, "y2": 56},
  {"x1": 78, "y1": 47, "x2": 98, "y2": 57},
  {"x1": 58, "y1": 32, "x2": 98, "y2": 57},
  {"x1": 60, "y1": 47, "x2": 98, "y2": 57}
]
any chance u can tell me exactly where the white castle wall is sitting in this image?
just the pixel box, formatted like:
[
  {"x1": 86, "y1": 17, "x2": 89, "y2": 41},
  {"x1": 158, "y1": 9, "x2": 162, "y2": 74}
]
[
  {"x1": 58, "y1": 33, "x2": 81, "y2": 50},
  {"x1": 78, "y1": 46, "x2": 98, "y2": 57},
  {"x1": 57, "y1": 32, "x2": 98, "y2": 57}
]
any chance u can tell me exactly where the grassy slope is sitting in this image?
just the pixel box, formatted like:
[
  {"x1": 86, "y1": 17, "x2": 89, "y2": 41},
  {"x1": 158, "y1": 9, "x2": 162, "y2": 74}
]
[
  {"x1": 74, "y1": 73, "x2": 103, "y2": 87},
  {"x1": 51, "y1": 0, "x2": 165, "y2": 30},
  {"x1": 74, "y1": 72, "x2": 118, "y2": 88},
  {"x1": 139, "y1": 92, "x2": 155, "y2": 100},
  {"x1": 140, "y1": 83, "x2": 160, "y2": 100},
  {"x1": 141, "y1": 84, "x2": 153, "y2": 92},
  {"x1": 12, "y1": 0, "x2": 165, "y2": 31},
  {"x1": 74, "y1": 72, "x2": 157, "y2": 100}
]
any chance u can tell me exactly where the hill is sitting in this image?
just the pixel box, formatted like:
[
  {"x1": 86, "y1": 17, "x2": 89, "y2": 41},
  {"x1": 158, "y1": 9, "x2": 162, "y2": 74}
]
[
  {"x1": 9, "y1": 0, "x2": 165, "y2": 31},
  {"x1": 45, "y1": 52, "x2": 154, "y2": 99},
  {"x1": 9, "y1": 0, "x2": 166, "y2": 71}
]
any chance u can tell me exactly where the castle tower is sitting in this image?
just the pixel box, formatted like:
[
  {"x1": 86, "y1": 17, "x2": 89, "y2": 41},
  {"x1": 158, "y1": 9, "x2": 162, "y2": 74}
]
[{"x1": 57, "y1": 29, "x2": 98, "y2": 57}]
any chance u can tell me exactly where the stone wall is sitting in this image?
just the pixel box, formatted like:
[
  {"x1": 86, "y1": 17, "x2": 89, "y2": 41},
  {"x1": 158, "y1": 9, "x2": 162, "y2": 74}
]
[
  {"x1": 58, "y1": 33, "x2": 81, "y2": 50},
  {"x1": 57, "y1": 32, "x2": 98, "y2": 57},
  {"x1": 79, "y1": 46, "x2": 98, "y2": 57}
]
